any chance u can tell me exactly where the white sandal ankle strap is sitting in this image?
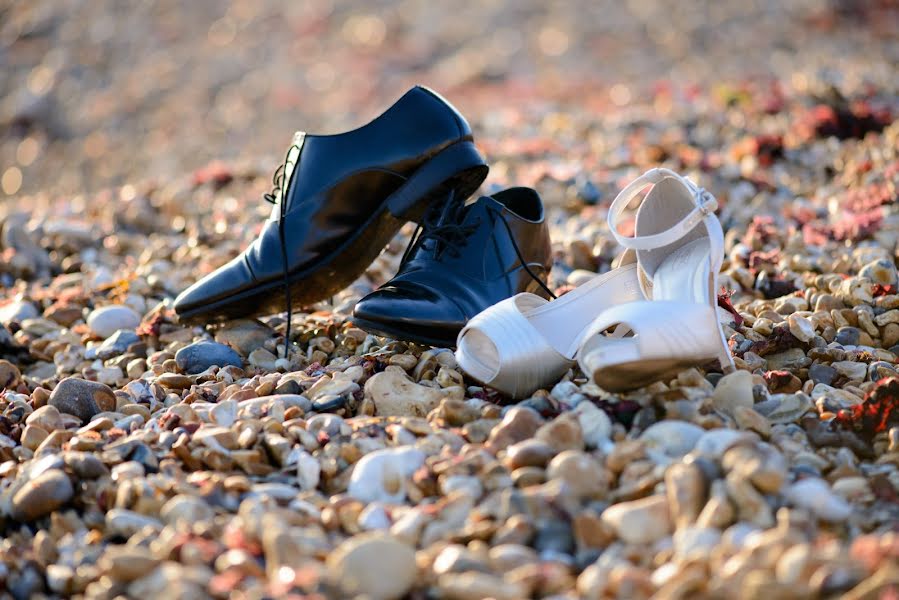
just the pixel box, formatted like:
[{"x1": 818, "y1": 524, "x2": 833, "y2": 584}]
[{"x1": 608, "y1": 168, "x2": 718, "y2": 251}]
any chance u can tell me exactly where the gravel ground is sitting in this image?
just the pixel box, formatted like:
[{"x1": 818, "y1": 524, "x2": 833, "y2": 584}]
[{"x1": 1, "y1": 1, "x2": 899, "y2": 599}]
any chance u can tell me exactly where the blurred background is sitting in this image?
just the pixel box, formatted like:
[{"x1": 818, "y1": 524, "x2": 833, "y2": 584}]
[{"x1": 1, "y1": 0, "x2": 897, "y2": 196}]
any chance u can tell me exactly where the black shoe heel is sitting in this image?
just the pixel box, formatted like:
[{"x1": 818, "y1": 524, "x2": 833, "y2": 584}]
[{"x1": 386, "y1": 140, "x2": 488, "y2": 222}]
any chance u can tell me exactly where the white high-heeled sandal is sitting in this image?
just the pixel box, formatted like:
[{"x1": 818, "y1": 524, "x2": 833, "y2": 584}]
[
  {"x1": 455, "y1": 251, "x2": 644, "y2": 399},
  {"x1": 577, "y1": 168, "x2": 735, "y2": 392}
]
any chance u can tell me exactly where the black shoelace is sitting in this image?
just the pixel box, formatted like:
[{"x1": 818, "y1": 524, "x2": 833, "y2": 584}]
[
  {"x1": 263, "y1": 142, "x2": 301, "y2": 359},
  {"x1": 400, "y1": 190, "x2": 476, "y2": 264},
  {"x1": 489, "y1": 207, "x2": 556, "y2": 300},
  {"x1": 400, "y1": 190, "x2": 556, "y2": 300}
]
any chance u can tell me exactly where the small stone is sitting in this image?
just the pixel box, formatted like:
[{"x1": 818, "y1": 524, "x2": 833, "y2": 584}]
[
  {"x1": 713, "y1": 370, "x2": 755, "y2": 416},
  {"x1": 194, "y1": 426, "x2": 238, "y2": 450},
  {"x1": 437, "y1": 398, "x2": 480, "y2": 426},
  {"x1": 601, "y1": 495, "x2": 672, "y2": 545},
  {"x1": 348, "y1": 446, "x2": 426, "y2": 504},
  {"x1": 869, "y1": 361, "x2": 897, "y2": 381},
  {"x1": 831, "y1": 477, "x2": 873, "y2": 503},
  {"x1": 437, "y1": 572, "x2": 526, "y2": 600},
  {"x1": 296, "y1": 449, "x2": 321, "y2": 491},
  {"x1": 535, "y1": 413, "x2": 583, "y2": 452},
  {"x1": 161, "y1": 494, "x2": 215, "y2": 525},
  {"x1": 175, "y1": 341, "x2": 242, "y2": 374},
  {"x1": 365, "y1": 370, "x2": 447, "y2": 417},
  {"x1": 694, "y1": 429, "x2": 756, "y2": 459},
  {"x1": 274, "y1": 378, "x2": 302, "y2": 395},
  {"x1": 21, "y1": 425, "x2": 48, "y2": 450},
  {"x1": 63, "y1": 451, "x2": 107, "y2": 479},
  {"x1": 832, "y1": 360, "x2": 867, "y2": 381},
  {"x1": 105, "y1": 509, "x2": 163, "y2": 537},
  {"x1": 95, "y1": 365, "x2": 123, "y2": 386},
  {"x1": 840, "y1": 564, "x2": 899, "y2": 600},
  {"x1": 248, "y1": 347, "x2": 279, "y2": 370},
  {"x1": 882, "y1": 323, "x2": 899, "y2": 348},
  {"x1": 511, "y1": 466, "x2": 545, "y2": 487},
  {"x1": 765, "y1": 348, "x2": 809, "y2": 370},
  {"x1": 436, "y1": 367, "x2": 464, "y2": 388},
  {"x1": 784, "y1": 478, "x2": 852, "y2": 522},
  {"x1": 210, "y1": 398, "x2": 237, "y2": 427},
  {"x1": 433, "y1": 544, "x2": 487, "y2": 575},
  {"x1": 126, "y1": 358, "x2": 148, "y2": 379},
  {"x1": 815, "y1": 294, "x2": 843, "y2": 312},
  {"x1": 503, "y1": 439, "x2": 555, "y2": 470},
  {"x1": 49, "y1": 377, "x2": 116, "y2": 423},
  {"x1": 546, "y1": 450, "x2": 609, "y2": 498},
  {"x1": 606, "y1": 439, "x2": 645, "y2": 472},
  {"x1": 10, "y1": 469, "x2": 74, "y2": 521},
  {"x1": 388, "y1": 354, "x2": 418, "y2": 370},
  {"x1": 0, "y1": 359, "x2": 20, "y2": 389},
  {"x1": 776, "y1": 543, "x2": 812, "y2": 584},
  {"x1": 534, "y1": 519, "x2": 575, "y2": 554},
  {"x1": 696, "y1": 480, "x2": 737, "y2": 530},
  {"x1": 45, "y1": 564, "x2": 73, "y2": 594},
  {"x1": 859, "y1": 258, "x2": 898, "y2": 286},
  {"x1": 733, "y1": 405, "x2": 772, "y2": 436},
  {"x1": 99, "y1": 546, "x2": 160, "y2": 582},
  {"x1": 725, "y1": 471, "x2": 774, "y2": 527},
  {"x1": 215, "y1": 319, "x2": 273, "y2": 355},
  {"x1": 665, "y1": 462, "x2": 707, "y2": 528},
  {"x1": 487, "y1": 407, "x2": 544, "y2": 452},
  {"x1": 25, "y1": 405, "x2": 63, "y2": 431},
  {"x1": 572, "y1": 511, "x2": 613, "y2": 550},
  {"x1": 45, "y1": 304, "x2": 83, "y2": 327},
  {"x1": 673, "y1": 527, "x2": 722, "y2": 560},
  {"x1": 0, "y1": 299, "x2": 39, "y2": 324},
  {"x1": 574, "y1": 401, "x2": 613, "y2": 448},
  {"x1": 809, "y1": 363, "x2": 837, "y2": 385},
  {"x1": 724, "y1": 444, "x2": 786, "y2": 493},
  {"x1": 754, "y1": 393, "x2": 813, "y2": 424},
  {"x1": 308, "y1": 375, "x2": 359, "y2": 402},
  {"x1": 640, "y1": 421, "x2": 704, "y2": 460},
  {"x1": 327, "y1": 533, "x2": 416, "y2": 600},
  {"x1": 156, "y1": 373, "x2": 193, "y2": 389},
  {"x1": 94, "y1": 329, "x2": 141, "y2": 360},
  {"x1": 312, "y1": 394, "x2": 348, "y2": 412},
  {"x1": 577, "y1": 564, "x2": 608, "y2": 600},
  {"x1": 488, "y1": 544, "x2": 539, "y2": 572},
  {"x1": 788, "y1": 314, "x2": 816, "y2": 343},
  {"x1": 87, "y1": 305, "x2": 141, "y2": 338},
  {"x1": 835, "y1": 327, "x2": 861, "y2": 346}
]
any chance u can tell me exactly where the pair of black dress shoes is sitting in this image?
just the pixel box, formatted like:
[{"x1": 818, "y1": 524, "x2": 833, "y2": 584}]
[{"x1": 174, "y1": 86, "x2": 554, "y2": 348}]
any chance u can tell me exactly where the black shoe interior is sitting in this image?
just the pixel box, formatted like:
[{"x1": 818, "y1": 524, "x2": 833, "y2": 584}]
[{"x1": 490, "y1": 187, "x2": 544, "y2": 222}]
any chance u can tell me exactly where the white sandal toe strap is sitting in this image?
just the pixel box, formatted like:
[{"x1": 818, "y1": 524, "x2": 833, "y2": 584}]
[
  {"x1": 456, "y1": 295, "x2": 572, "y2": 399},
  {"x1": 608, "y1": 168, "x2": 719, "y2": 251}
]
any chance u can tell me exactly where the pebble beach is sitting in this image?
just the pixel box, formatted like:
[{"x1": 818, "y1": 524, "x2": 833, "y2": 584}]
[{"x1": 1, "y1": 1, "x2": 899, "y2": 598}]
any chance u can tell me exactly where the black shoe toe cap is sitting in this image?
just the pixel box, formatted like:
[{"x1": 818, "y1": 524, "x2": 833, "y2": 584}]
[
  {"x1": 174, "y1": 254, "x2": 257, "y2": 321},
  {"x1": 353, "y1": 284, "x2": 467, "y2": 345}
]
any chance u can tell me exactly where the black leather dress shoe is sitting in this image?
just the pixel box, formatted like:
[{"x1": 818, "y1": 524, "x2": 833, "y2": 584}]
[
  {"x1": 352, "y1": 187, "x2": 553, "y2": 348},
  {"x1": 174, "y1": 86, "x2": 488, "y2": 324}
]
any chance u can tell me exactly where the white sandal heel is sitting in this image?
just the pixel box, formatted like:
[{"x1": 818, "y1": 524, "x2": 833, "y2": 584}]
[
  {"x1": 578, "y1": 168, "x2": 735, "y2": 392},
  {"x1": 455, "y1": 252, "x2": 644, "y2": 399}
]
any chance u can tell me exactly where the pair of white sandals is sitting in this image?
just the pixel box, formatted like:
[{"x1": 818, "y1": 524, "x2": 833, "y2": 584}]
[{"x1": 455, "y1": 168, "x2": 736, "y2": 399}]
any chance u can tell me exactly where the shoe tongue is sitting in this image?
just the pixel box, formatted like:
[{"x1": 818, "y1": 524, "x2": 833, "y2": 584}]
[
  {"x1": 461, "y1": 194, "x2": 505, "y2": 223},
  {"x1": 409, "y1": 195, "x2": 492, "y2": 259}
]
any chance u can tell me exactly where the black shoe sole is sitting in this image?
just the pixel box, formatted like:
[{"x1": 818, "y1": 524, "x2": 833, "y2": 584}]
[
  {"x1": 351, "y1": 316, "x2": 460, "y2": 349},
  {"x1": 177, "y1": 141, "x2": 488, "y2": 324}
]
